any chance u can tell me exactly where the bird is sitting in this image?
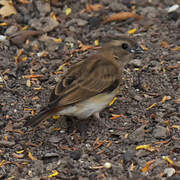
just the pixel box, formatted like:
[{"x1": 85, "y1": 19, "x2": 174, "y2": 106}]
[{"x1": 24, "y1": 36, "x2": 143, "y2": 127}]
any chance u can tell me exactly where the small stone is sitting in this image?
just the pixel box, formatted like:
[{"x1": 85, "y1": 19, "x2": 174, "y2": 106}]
[
  {"x1": 104, "y1": 162, "x2": 112, "y2": 169},
  {"x1": 0, "y1": 76, "x2": 3, "y2": 83},
  {"x1": 153, "y1": 126, "x2": 168, "y2": 139},
  {"x1": 164, "y1": 168, "x2": 176, "y2": 177},
  {"x1": 69, "y1": 26, "x2": 76, "y2": 32},
  {"x1": 49, "y1": 136, "x2": 60, "y2": 143},
  {"x1": 30, "y1": 17, "x2": 59, "y2": 32},
  {"x1": 35, "y1": 1, "x2": 51, "y2": 15},
  {"x1": 129, "y1": 59, "x2": 142, "y2": 67},
  {"x1": 70, "y1": 150, "x2": 81, "y2": 160},
  {"x1": 129, "y1": 125, "x2": 146, "y2": 142},
  {"x1": 0, "y1": 121, "x2": 5, "y2": 127},
  {"x1": 140, "y1": 6, "x2": 157, "y2": 18},
  {"x1": 109, "y1": 2, "x2": 126, "y2": 11},
  {"x1": 167, "y1": 4, "x2": 179, "y2": 13},
  {"x1": 150, "y1": 60, "x2": 158, "y2": 67},
  {"x1": 134, "y1": 95, "x2": 142, "y2": 101},
  {"x1": 41, "y1": 67, "x2": 48, "y2": 73},
  {"x1": 26, "y1": 79, "x2": 31, "y2": 87},
  {"x1": 65, "y1": 36, "x2": 76, "y2": 43},
  {"x1": 44, "y1": 152, "x2": 59, "y2": 158},
  {"x1": 75, "y1": 18, "x2": 88, "y2": 26},
  {"x1": 5, "y1": 25, "x2": 18, "y2": 36}
]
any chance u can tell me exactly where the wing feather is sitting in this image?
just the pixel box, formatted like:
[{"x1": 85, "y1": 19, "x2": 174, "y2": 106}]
[{"x1": 48, "y1": 56, "x2": 120, "y2": 107}]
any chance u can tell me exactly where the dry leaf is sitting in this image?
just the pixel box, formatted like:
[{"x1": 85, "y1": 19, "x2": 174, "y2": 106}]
[
  {"x1": 50, "y1": 11, "x2": 57, "y2": 20},
  {"x1": 65, "y1": 8, "x2": 72, "y2": 16},
  {"x1": 136, "y1": 144, "x2": 155, "y2": 152},
  {"x1": 161, "y1": 96, "x2": 171, "y2": 103},
  {"x1": 48, "y1": 170, "x2": 59, "y2": 178},
  {"x1": 130, "y1": 162, "x2": 135, "y2": 171},
  {"x1": 12, "y1": 152, "x2": 24, "y2": 159},
  {"x1": 172, "y1": 46, "x2": 180, "y2": 51},
  {"x1": 0, "y1": 0, "x2": 17, "y2": 18},
  {"x1": 141, "y1": 160, "x2": 155, "y2": 172},
  {"x1": 23, "y1": 74, "x2": 44, "y2": 79},
  {"x1": 161, "y1": 41, "x2": 169, "y2": 48},
  {"x1": 163, "y1": 156, "x2": 174, "y2": 165},
  {"x1": 146, "y1": 103, "x2": 157, "y2": 110},
  {"x1": 4, "y1": 120, "x2": 13, "y2": 132},
  {"x1": 18, "y1": 0, "x2": 31, "y2": 4},
  {"x1": 51, "y1": 0, "x2": 59, "y2": 5},
  {"x1": 109, "y1": 97, "x2": 117, "y2": 106},
  {"x1": 105, "y1": 12, "x2": 143, "y2": 23},
  {"x1": 110, "y1": 114, "x2": 125, "y2": 120},
  {"x1": 128, "y1": 28, "x2": 137, "y2": 34},
  {"x1": 86, "y1": 4, "x2": 104, "y2": 12},
  {"x1": 140, "y1": 44, "x2": 148, "y2": 51},
  {"x1": 94, "y1": 40, "x2": 99, "y2": 46},
  {"x1": 78, "y1": 40, "x2": 94, "y2": 51},
  {"x1": 171, "y1": 125, "x2": 180, "y2": 129},
  {"x1": 28, "y1": 151, "x2": 37, "y2": 160},
  {"x1": 0, "y1": 160, "x2": 5, "y2": 167}
]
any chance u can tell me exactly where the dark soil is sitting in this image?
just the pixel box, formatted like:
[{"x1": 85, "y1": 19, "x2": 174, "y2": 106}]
[{"x1": 0, "y1": 0, "x2": 180, "y2": 179}]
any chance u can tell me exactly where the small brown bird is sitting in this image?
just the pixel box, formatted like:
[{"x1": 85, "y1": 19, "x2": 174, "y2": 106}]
[{"x1": 25, "y1": 36, "x2": 143, "y2": 127}]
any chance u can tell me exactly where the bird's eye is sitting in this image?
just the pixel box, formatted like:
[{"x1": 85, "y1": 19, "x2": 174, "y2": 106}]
[{"x1": 122, "y1": 43, "x2": 128, "y2": 50}]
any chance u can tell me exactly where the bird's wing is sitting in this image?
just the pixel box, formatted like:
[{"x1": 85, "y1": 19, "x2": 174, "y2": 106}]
[{"x1": 49, "y1": 56, "x2": 120, "y2": 107}]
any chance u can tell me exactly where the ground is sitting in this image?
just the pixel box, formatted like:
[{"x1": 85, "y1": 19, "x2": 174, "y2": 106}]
[{"x1": 0, "y1": 0, "x2": 180, "y2": 179}]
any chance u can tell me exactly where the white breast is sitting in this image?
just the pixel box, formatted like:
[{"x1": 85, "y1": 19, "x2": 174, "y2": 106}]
[{"x1": 58, "y1": 92, "x2": 116, "y2": 119}]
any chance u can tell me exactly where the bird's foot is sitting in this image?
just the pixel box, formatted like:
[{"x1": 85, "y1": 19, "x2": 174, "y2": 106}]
[{"x1": 92, "y1": 112, "x2": 112, "y2": 129}]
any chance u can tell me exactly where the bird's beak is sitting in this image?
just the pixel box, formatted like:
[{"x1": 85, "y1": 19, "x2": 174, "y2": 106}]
[{"x1": 130, "y1": 45, "x2": 144, "y2": 54}]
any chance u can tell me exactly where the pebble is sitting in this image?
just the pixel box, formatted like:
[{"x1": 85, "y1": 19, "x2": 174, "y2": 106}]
[
  {"x1": 0, "y1": 121, "x2": 5, "y2": 127},
  {"x1": 41, "y1": 67, "x2": 48, "y2": 73},
  {"x1": 129, "y1": 59, "x2": 142, "y2": 67},
  {"x1": 167, "y1": 4, "x2": 179, "y2": 13},
  {"x1": 150, "y1": 60, "x2": 159, "y2": 67},
  {"x1": 70, "y1": 150, "x2": 81, "y2": 160},
  {"x1": 44, "y1": 152, "x2": 59, "y2": 158},
  {"x1": 49, "y1": 136, "x2": 60, "y2": 143},
  {"x1": 104, "y1": 162, "x2": 112, "y2": 169},
  {"x1": 129, "y1": 125, "x2": 146, "y2": 142},
  {"x1": 0, "y1": 76, "x2": 3, "y2": 83},
  {"x1": 35, "y1": 1, "x2": 51, "y2": 15},
  {"x1": 164, "y1": 168, "x2": 176, "y2": 177},
  {"x1": 5, "y1": 25, "x2": 18, "y2": 36},
  {"x1": 109, "y1": 2, "x2": 126, "y2": 11},
  {"x1": 133, "y1": 95, "x2": 142, "y2": 101},
  {"x1": 153, "y1": 126, "x2": 168, "y2": 139},
  {"x1": 140, "y1": 6, "x2": 157, "y2": 18},
  {"x1": 75, "y1": 18, "x2": 88, "y2": 26},
  {"x1": 30, "y1": 17, "x2": 59, "y2": 32},
  {"x1": 69, "y1": 25, "x2": 76, "y2": 32}
]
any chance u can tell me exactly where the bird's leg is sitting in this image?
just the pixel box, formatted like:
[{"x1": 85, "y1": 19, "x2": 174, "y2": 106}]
[
  {"x1": 92, "y1": 112, "x2": 112, "y2": 129},
  {"x1": 93, "y1": 112, "x2": 100, "y2": 120}
]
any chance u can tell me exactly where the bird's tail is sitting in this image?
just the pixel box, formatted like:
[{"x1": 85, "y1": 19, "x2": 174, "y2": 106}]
[{"x1": 24, "y1": 108, "x2": 58, "y2": 127}]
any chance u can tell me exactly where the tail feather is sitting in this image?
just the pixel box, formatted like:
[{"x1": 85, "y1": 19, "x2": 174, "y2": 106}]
[{"x1": 24, "y1": 108, "x2": 56, "y2": 127}]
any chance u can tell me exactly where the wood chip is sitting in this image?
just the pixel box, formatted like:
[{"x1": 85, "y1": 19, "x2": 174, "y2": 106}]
[
  {"x1": 23, "y1": 74, "x2": 44, "y2": 79},
  {"x1": 104, "y1": 12, "x2": 143, "y2": 23}
]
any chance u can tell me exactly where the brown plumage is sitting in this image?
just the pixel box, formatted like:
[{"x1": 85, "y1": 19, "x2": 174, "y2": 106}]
[{"x1": 25, "y1": 36, "x2": 143, "y2": 127}]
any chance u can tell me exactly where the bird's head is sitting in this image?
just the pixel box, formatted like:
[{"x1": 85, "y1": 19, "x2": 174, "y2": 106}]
[{"x1": 101, "y1": 36, "x2": 143, "y2": 65}]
